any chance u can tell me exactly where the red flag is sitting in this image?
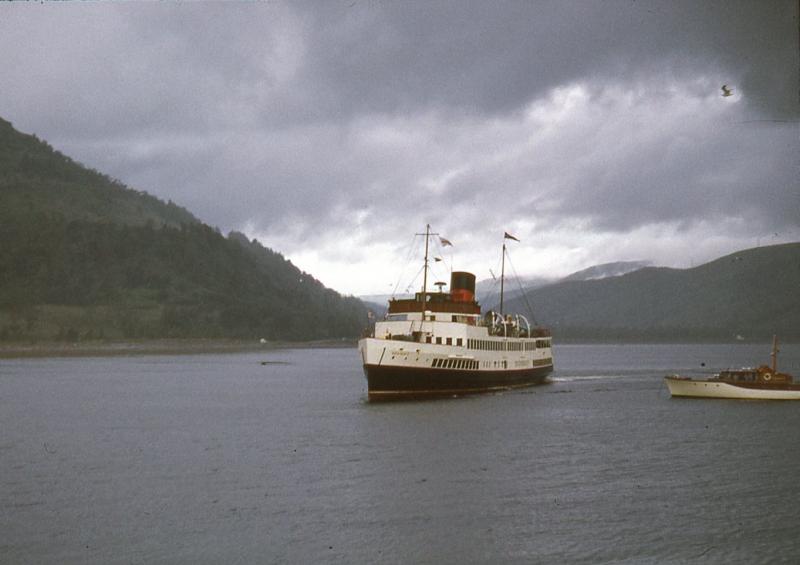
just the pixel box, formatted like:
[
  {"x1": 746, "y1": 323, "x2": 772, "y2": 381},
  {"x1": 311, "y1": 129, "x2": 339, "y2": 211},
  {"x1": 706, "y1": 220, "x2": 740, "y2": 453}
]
[{"x1": 504, "y1": 232, "x2": 520, "y2": 242}]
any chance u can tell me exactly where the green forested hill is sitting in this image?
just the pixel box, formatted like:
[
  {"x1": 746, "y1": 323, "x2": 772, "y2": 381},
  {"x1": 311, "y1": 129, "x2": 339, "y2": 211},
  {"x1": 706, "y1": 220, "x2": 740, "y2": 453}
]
[
  {"x1": 504, "y1": 243, "x2": 800, "y2": 341},
  {"x1": 0, "y1": 117, "x2": 198, "y2": 228},
  {"x1": 0, "y1": 117, "x2": 367, "y2": 341}
]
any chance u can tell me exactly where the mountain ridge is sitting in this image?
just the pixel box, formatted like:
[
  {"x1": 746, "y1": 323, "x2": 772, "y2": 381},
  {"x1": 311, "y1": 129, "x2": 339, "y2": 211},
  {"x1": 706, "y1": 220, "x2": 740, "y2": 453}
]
[{"x1": 502, "y1": 243, "x2": 800, "y2": 341}]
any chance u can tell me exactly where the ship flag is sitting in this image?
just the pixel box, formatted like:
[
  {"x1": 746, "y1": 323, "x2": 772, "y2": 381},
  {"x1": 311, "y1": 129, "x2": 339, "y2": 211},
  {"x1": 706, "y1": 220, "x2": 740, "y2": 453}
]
[
  {"x1": 439, "y1": 237, "x2": 453, "y2": 247},
  {"x1": 504, "y1": 232, "x2": 520, "y2": 242}
]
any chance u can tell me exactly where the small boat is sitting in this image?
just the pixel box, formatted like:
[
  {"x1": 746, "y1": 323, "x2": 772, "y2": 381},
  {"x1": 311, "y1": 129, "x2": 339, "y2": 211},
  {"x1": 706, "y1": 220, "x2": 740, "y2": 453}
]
[
  {"x1": 358, "y1": 225, "x2": 554, "y2": 400},
  {"x1": 665, "y1": 336, "x2": 800, "y2": 400}
]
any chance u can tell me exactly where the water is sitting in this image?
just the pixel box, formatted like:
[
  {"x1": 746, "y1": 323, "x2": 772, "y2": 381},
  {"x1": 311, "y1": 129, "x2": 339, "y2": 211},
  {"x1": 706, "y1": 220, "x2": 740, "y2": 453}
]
[{"x1": 2, "y1": 343, "x2": 799, "y2": 564}]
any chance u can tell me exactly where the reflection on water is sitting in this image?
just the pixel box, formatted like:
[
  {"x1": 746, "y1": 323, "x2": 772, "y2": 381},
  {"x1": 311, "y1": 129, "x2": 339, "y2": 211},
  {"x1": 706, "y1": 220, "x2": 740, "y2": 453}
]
[{"x1": 2, "y1": 343, "x2": 799, "y2": 564}]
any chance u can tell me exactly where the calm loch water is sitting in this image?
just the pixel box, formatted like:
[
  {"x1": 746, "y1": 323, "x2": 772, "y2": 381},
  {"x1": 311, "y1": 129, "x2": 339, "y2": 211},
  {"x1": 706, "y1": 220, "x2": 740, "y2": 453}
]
[{"x1": 2, "y1": 343, "x2": 799, "y2": 564}]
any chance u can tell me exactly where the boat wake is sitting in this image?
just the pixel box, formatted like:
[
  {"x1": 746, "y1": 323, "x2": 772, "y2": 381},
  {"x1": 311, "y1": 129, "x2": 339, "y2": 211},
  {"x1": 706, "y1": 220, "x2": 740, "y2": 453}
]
[{"x1": 551, "y1": 375, "x2": 629, "y2": 382}]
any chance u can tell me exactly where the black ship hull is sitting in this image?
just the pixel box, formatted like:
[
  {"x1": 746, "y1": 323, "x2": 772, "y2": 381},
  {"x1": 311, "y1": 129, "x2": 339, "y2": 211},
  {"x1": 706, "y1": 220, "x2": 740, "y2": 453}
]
[{"x1": 364, "y1": 364, "x2": 553, "y2": 400}]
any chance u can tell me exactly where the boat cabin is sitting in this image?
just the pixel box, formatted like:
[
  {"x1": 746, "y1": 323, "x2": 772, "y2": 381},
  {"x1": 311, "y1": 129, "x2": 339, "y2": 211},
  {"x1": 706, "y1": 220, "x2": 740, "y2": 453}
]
[{"x1": 716, "y1": 365, "x2": 793, "y2": 385}]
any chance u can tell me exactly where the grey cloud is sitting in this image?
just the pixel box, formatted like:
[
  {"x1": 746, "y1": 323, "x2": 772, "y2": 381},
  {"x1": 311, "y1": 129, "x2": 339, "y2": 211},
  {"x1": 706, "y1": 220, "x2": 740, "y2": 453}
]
[
  {"x1": 0, "y1": 1, "x2": 797, "y2": 293},
  {"x1": 292, "y1": 0, "x2": 797, "y2": 120}
]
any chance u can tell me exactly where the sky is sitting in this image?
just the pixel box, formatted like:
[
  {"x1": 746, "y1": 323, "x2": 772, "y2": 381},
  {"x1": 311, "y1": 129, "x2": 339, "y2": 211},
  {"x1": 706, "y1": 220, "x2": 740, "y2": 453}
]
[{"x1": 1, "y1": 1, "x2": 798, "y2": 296}]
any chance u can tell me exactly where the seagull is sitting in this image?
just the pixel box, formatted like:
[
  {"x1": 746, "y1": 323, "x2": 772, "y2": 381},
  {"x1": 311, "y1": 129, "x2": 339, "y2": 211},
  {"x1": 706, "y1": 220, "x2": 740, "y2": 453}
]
[{"x1": 721, "y1": 85, "x2": 733, "y2": 97}]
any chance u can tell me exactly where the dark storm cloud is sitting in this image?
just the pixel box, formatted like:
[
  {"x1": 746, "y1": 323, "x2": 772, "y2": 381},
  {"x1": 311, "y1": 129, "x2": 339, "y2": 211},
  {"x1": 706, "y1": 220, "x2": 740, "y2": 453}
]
[{"x1": 293, "y1": 0, "x2": 797, "y2": 120}]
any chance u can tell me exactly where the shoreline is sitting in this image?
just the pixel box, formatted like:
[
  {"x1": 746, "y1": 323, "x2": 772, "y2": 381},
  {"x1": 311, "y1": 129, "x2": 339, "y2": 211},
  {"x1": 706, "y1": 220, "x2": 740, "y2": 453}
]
[
  {"x1": 0, "y1": 338, "x2": 357, "y2": 359},
  {"x1": 1, "y1": 337, "x2": 794, "y2": 360}
]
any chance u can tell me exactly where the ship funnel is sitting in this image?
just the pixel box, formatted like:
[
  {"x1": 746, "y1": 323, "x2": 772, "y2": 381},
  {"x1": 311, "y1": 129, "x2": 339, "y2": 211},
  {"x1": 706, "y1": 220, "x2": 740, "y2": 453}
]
[{"x1": 451, "y1": 271, "x2": 476, "y2": 303}]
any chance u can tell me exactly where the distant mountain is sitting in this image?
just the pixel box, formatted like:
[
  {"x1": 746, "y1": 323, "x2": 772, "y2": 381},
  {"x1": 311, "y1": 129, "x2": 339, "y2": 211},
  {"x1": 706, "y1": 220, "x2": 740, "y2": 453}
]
[
  {"x1": 503, "y1": 243, "x2": 800, "y2": 341},
  {"x1": 0, "y1": 117, "x2": 368, "y2": 341},
  {"x1": 475, "y1": 261, "x2": 649, "y2": 306},
  {"x1": 475, "y1": 275, "x2": 552, "y2": 306},
  {"x1": 561, "y1": 260, "x2": 652, "y2": 282}
]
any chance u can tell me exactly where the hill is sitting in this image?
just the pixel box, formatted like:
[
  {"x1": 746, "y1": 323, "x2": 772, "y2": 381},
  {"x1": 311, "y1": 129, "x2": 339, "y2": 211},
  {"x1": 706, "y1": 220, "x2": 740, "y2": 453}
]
[
  {"x1": 503, "y1": 243, "x2": 800, "y2": 341},
  {"x1": 560, "y1": 260, "x2": 652, "y2": 282},
  {"x1": 475, "y1": 261, "x2": 651, "y2": 306},
  {"x1": 0, "y1": 117, "x2": 198, "y2": 228},
  {"x1": 0, "y1": 118, "x2": 368, "y2": 342}
]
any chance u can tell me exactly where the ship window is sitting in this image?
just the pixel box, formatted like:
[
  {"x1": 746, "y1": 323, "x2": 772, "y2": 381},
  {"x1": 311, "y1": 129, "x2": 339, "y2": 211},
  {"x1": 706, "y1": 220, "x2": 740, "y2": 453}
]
[
  {"x1": 436, "y1": 337, "x2": 442, "y2": 345},
  {"x1": 457, "y1": 338, "x2": 463, "y2": 347},
  {"x1": 426, "y1": 336, "x2": 432, "y2": 344},
  {"x1": 446, "y1": 337, "x2": 452, "y2": 345}
]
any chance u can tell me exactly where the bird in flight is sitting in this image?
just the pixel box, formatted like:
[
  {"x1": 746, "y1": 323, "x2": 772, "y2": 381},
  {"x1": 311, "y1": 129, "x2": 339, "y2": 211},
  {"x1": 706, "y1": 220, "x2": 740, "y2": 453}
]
[{"x1": 721, "y1": 85, "x2": 733, "y2": 97}]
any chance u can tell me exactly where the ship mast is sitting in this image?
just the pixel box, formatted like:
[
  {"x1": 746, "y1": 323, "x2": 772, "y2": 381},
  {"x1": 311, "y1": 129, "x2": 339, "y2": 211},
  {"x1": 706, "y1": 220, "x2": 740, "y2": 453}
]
[
  {"x1": 421, "y1": 224, "x2": 431, "y2": 313},
  {"x1": 499, "y1": 231, "x2": 520, "y2": 318},
  {"x1": 499, "y1": 240, "x2": 506, "y2": 316},
  {"x1": 771, "y1": 335, "x2": 779, "y2": 372}
]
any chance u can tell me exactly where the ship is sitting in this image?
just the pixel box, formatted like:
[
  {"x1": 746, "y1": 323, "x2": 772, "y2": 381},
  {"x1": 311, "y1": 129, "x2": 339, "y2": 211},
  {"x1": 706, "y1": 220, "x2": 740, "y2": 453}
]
[
  {"x1": 358, "y1": 226, "x2": 554, "y2": 400},
  {"x1": 664, "y1": 336, "x2": 800, "y2": 400}
]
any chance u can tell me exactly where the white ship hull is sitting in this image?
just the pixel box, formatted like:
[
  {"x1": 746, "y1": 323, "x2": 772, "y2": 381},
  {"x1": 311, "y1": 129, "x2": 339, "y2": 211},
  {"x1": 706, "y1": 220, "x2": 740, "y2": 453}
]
[
  {"x1": 359, "y1": 336, "x2": 553, "y2": 399},
  {"x1": 665, "y1": 376, "x2": 800, "y2": 400}
]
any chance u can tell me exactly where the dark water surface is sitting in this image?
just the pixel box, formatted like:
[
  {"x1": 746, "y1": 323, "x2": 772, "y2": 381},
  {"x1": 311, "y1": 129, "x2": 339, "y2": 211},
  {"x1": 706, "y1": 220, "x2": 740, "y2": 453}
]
[{"x1": 2, "y1": 343, "x2": 799, "y2": 564}]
